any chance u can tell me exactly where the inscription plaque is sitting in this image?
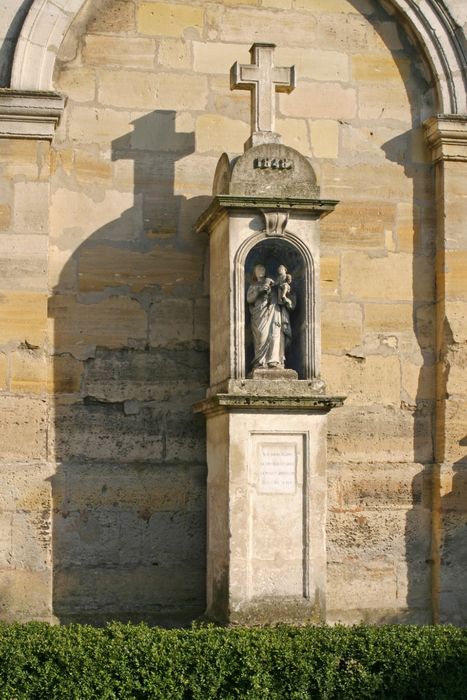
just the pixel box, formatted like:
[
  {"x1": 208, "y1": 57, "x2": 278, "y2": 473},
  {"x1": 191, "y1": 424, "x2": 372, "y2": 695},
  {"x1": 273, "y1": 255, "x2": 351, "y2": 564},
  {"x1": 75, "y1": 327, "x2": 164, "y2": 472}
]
[{"x1": 258, "y1": 442, "x2": 296, "y2": 494}]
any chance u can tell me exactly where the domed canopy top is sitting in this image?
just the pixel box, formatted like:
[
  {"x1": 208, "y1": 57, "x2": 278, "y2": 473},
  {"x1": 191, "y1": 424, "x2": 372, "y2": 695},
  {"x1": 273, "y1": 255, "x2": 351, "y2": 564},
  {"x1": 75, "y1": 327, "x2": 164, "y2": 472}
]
[{"x1": 213, "y1": 143, "x2": 319, "y2": 199}]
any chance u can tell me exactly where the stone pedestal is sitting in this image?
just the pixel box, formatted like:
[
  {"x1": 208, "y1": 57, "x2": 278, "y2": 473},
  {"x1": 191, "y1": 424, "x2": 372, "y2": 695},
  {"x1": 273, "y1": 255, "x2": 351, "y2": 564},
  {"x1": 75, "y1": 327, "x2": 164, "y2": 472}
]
[{"x1": 194, "y1": 387, "x2": 342, "y2": 624}]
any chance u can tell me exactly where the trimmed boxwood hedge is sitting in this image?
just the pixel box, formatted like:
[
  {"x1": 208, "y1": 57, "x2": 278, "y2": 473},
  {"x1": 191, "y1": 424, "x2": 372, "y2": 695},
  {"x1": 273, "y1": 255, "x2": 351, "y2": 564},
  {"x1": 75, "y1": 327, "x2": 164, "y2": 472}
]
[{"x1": 0, "y1": 623, "x2": 466, "y2": 699}]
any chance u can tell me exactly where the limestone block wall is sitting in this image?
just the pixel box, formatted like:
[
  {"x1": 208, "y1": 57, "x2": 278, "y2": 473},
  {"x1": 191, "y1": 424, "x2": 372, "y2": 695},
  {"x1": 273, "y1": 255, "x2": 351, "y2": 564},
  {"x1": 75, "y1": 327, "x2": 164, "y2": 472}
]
[
  {"x1": 0, "y1": 0, "x2": 464, "y2": 625},
  {"x1": 0, "y1": 136, "x2": 53, "y2": 621}
]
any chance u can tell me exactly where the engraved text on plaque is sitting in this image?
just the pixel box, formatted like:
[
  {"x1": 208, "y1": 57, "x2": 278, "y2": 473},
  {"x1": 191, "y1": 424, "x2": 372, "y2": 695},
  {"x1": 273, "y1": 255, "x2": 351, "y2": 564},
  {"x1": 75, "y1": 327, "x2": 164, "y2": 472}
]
[{"x1": 258, "y1": 442, "x2": 296, "y2": 494}]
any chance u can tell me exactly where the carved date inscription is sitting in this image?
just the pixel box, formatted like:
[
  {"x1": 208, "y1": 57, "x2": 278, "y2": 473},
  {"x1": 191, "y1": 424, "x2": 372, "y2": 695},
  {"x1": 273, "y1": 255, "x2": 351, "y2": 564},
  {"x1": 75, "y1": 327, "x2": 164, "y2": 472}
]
[{"x1": 254, "y1": 157, "x2": 293, "y2": 170}]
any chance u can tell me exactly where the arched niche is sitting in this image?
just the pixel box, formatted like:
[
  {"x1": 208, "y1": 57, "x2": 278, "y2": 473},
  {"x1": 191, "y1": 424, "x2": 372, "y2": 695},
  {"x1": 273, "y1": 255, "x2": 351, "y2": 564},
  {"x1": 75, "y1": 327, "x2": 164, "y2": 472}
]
[{"x1": 234, "y1": 229, "x2": 316, "y2": 381}]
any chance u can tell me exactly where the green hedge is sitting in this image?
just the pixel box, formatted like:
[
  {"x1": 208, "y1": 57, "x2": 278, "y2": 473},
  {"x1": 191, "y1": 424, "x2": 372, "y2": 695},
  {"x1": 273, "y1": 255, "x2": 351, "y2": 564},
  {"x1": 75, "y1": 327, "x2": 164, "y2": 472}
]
[{"x1": 0, "y1": 623, "x2": 466, "y2": 699}]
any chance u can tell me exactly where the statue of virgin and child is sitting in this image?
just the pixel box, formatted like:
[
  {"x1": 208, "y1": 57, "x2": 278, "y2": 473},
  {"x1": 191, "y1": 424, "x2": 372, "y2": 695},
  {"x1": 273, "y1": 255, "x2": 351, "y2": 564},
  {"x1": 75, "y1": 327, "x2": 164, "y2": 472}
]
[{"x1": 247, "y1": 263, "x2": 296, "y2": 371}]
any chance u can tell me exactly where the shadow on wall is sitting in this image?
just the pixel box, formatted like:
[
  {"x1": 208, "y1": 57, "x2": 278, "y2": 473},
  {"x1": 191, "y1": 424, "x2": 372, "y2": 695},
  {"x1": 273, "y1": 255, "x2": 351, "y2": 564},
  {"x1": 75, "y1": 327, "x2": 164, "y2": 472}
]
[
  {"x1": 435, "y1": 444, "x2": 467, "y2": 625},
  {"x1": 381, "y1": 124, "x2": 436, "y2": 623},
  {"x1": 350, "y1": 0, "x2": 437, "y2": 624},
  {"x1": 48, "y1": 110, "x2": 211, "y2": 625}
]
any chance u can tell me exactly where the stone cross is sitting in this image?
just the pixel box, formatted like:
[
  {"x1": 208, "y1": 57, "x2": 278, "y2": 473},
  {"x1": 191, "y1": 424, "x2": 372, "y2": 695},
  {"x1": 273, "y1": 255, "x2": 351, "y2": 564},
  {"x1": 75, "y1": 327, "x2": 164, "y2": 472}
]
[{"x1": 231, "y1": 43, "x2": 295, "y2": 150}]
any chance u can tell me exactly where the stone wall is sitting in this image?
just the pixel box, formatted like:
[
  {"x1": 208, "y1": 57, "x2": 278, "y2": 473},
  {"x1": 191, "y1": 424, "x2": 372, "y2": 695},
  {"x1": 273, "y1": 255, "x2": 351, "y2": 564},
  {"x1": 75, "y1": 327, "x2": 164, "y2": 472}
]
[{"x1": 0, "y1": 0, "x2": 465, "y2": 625}]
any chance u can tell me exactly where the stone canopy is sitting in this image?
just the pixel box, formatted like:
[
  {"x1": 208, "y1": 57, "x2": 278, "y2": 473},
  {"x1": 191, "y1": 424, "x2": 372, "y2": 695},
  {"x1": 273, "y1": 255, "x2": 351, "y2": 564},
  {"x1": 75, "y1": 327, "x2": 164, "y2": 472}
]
[{"x1": 213, "y1": 143, "x2": 320, "y2": 198}]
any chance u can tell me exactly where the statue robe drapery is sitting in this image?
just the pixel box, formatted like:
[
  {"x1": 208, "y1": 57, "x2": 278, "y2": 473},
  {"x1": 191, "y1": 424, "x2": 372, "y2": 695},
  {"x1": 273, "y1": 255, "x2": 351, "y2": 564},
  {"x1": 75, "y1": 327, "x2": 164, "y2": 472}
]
[{"x1": 247, "y1": 279, "x2": 293, "y2": 369}]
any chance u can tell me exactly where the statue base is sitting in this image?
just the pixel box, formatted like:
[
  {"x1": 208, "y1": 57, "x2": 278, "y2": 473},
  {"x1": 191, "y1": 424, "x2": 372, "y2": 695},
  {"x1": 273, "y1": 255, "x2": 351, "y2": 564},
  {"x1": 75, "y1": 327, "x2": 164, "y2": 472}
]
[{"x1": 248, "y1": 368, "x2": 298, "y2": 380}]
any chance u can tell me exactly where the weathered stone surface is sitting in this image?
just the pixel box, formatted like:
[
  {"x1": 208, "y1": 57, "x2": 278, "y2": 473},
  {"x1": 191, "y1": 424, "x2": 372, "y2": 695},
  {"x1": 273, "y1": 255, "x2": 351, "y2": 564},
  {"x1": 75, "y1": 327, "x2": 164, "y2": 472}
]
[
  {"x1": 158, "y1": 39, "x2": 192, "y2": 70},
  {"x1": 54, "y1": 564, "x2": 204, "y2": 624},
  {"x1": 193, "y1": 42, "x2": 247, "y2": 74},
  {"x1": 321, "y1": 162, "x2": 414, "y2": 201},
  {"x1": 321, "y1": 201, "x2": 396, "y2": 248},
  {"x1": 0, "y1": 570, "x2": 52, "y2": 622},
  {"x1": 47, "y1": 354, "x2": 83, "y2": 394},
  {"x1": 153, "y1": 73, "x2": 208, "y2": 111},
  {"x1": 81, "y1": 347, "x2": 208, "y2": 403},
  {"x1": 322, "y1": 354, "x2": 401, "y2": 405},
  {"x1": 276, "y1": 118, "x2": 312, "y2": 156},
  {"x1": 320, "y1": 256, "x2": 340, "y2": 298},
  {"x1": 50, "y1": 401, "x2": 165, "y2": 462},
  {"x1": 138, "y1": 2, "x2": 204, "y2": 38},
  {"x1": 83, "y1": 36, "x2": 155, "y2": 69},
  {"x1": 215, "y1": 7, "x2": 317, "y2": 44},
  {"x1": 57, "y1": 68, "x2": 96, "y2": 103},
  {"x1": 66, "y1": 107, "x2": 135, "y2": 143},
  {"x1": 53, "y1": 462, "x2": 205, "y2": 513},
  {"x1": 0, "y1": 203, "x2": 11, "y2": 230},
  {"x1": 295, "y1": 0, "x2": 366, "y2": 11},
  {"x1": 0, "y1": 234, "x2": 47, "y2": 289},
  {"x1": 341, "y1": 252, "x2": 433, "y2": 302},
  {"x1": 149, "y1": 298, "x2": 193, "y2": 347},
  {"x1": 11, "y1": 350, "x2": 47, "y2": 394},
  {"x1": 87, "y1": 0, "x2": 136, "y2": 32},
  {"x1": 98, "y1": 70, "x2": 157, "y2": 109},
  {"x1": 438, "y1": 400, "x2": 467, "y2": 463},
  {"x1": 50, "y1": 295, "x2": 147, "y2": 359},
  {"x1": 364, "y1": 303, "x2": 413, "y2": 332},
  {"x1": 444, "y1": 251, "x2": 467, "y2": 298},
  {"x1": 352, "y1": 54, "x2": 408, "y2": 82},
  {"x1": 328, "y1": 462, "x2": 432, "y2": 510},
  {"x1": 0, "y1": 353, "x2": 7, "y2": 390},
  {"x1": 0, "y1": 292, "x2": 47, "y2": 348},
  {"x1": 0, "y1": 396, "x2": 47, "y2": 461},
  {"x1": 322, "y1": 302, "x2": 363, "y2": 352},
  {"x1": 358, "y1": 83, "x2": 411, "y2": 121},
  {"x1": 276, "y1": 46, "x2": 349, "y2": 82},
  {"x1": 78, "y1": 245, "x2": 202, "y2": 293},
  {"x1": 196, "y1": 114, "x2": 249, "y2": 154},
  {"x1": 12, "y1": 182, "x2": 49, "y2": 234},
  {"x1": 327, "y1": 404, "x2": 433, "y2": 463},
  {"x1": 280, "y1": 82, "x2": 357, "y2": 120},
  {"x1": 1, "y1": 140, "x2": 49, "y2": 181},
  {"x1": 309, "y1": 120, "x2": 339, "y2": 159}
]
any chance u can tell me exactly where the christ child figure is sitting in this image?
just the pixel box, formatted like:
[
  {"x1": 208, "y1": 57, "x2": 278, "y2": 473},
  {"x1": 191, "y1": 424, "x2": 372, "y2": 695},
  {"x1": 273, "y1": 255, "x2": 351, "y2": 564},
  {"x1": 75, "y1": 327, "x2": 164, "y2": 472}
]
[{"x1": 276, "y1": 265, "x2": 293, "y2": 308}]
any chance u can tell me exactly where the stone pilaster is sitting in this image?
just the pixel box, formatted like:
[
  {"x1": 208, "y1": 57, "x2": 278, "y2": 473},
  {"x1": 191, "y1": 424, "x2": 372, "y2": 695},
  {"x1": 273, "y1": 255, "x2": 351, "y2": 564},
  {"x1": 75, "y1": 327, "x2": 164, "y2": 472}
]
[
  {"x1": 0, "y1": 89, "x2": 64, "y2": 622},
  {"x1": 424, "y1": 114, "x2": 467, "y2": 624}
]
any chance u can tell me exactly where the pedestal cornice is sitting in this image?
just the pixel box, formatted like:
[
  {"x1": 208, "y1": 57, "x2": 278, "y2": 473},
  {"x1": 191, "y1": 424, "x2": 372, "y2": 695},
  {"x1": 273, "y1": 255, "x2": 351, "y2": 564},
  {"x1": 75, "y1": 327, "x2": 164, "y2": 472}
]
[
  {"x1": 0, "y1": 89, "x2": 65, "y2": 140},
  {"x1": 193, "y1": 392, "x2": 345, "y2": 417},
  {"x1": 424, "y1": 114, "x2": 467, "y2": 163},
  {"x1": 195, "y1": 195, "x2": 339, "y2": 234}
]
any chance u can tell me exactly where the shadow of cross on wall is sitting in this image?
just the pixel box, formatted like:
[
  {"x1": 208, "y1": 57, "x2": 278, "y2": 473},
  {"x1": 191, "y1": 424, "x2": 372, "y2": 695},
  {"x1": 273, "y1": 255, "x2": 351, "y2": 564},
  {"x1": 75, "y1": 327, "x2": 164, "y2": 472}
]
[
  {"x1": 73, "y1": 109, "x2": 202, "y2": 299},
  {"x1": 112, "y1": 110, "x2": 195, "y2": 239},
  {"x1": 50, "y1": 110, "x2": 209, "y2": 625}
]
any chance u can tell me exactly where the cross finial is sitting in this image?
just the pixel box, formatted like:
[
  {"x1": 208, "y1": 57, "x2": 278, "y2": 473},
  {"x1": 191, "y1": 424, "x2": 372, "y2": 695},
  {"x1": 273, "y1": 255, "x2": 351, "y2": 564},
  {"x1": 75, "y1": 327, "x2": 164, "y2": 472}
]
[{"x1": 231, "y1": 43, "x2": 295, "y2": 151}]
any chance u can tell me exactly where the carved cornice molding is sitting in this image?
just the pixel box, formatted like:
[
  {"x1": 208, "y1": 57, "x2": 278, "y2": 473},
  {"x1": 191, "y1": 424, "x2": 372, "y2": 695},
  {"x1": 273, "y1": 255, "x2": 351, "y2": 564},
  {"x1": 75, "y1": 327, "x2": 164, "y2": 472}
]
[
  {"x1": 0, "y1": 89, "x2": 65, "y2": 140},
  {"x1": 195, "y1": 195, "x2": 338, "y2": 234},
  {"x1": 424, "y1": 114, "x2": 467, "y2": 162},
  {"x1": 193, "y1": 393, "x2": 345, "y2": 417}
]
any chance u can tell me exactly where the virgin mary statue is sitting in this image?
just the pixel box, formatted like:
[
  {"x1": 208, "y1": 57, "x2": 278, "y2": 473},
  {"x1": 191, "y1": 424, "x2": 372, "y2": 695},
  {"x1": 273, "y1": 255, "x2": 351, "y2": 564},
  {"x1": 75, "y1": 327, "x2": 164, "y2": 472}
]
[{"x1": 247, "y1": 263, "x2": 295, "y2": 371}]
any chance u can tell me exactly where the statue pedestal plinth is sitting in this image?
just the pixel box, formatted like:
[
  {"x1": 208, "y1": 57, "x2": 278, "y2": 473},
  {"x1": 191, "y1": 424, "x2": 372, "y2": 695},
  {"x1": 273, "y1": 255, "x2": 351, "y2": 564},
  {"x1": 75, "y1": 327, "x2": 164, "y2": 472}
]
[
  {"x1": 249, "y1": 367, "x2": 298, "y2": 380},
  {"x1": 194, "y1": 386, "x2": 343, "y2": 625}
]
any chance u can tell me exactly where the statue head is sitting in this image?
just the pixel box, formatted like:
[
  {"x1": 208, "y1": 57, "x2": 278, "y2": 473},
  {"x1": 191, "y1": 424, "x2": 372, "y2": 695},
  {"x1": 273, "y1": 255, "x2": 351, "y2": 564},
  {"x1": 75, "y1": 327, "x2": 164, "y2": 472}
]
[
  {"x1": 253, "y1": 264, "x2": 266, "y2": 281},
  {"x1": 277, "y1": 265, "x2": 287, "y2": 276}
]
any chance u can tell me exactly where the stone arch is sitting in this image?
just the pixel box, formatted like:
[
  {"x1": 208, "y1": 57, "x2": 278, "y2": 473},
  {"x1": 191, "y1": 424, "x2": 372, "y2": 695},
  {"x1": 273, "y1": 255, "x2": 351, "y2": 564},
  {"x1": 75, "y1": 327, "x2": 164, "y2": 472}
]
[{"x1": 9, "y1": 0, "x2": 467, "y2": 114}]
